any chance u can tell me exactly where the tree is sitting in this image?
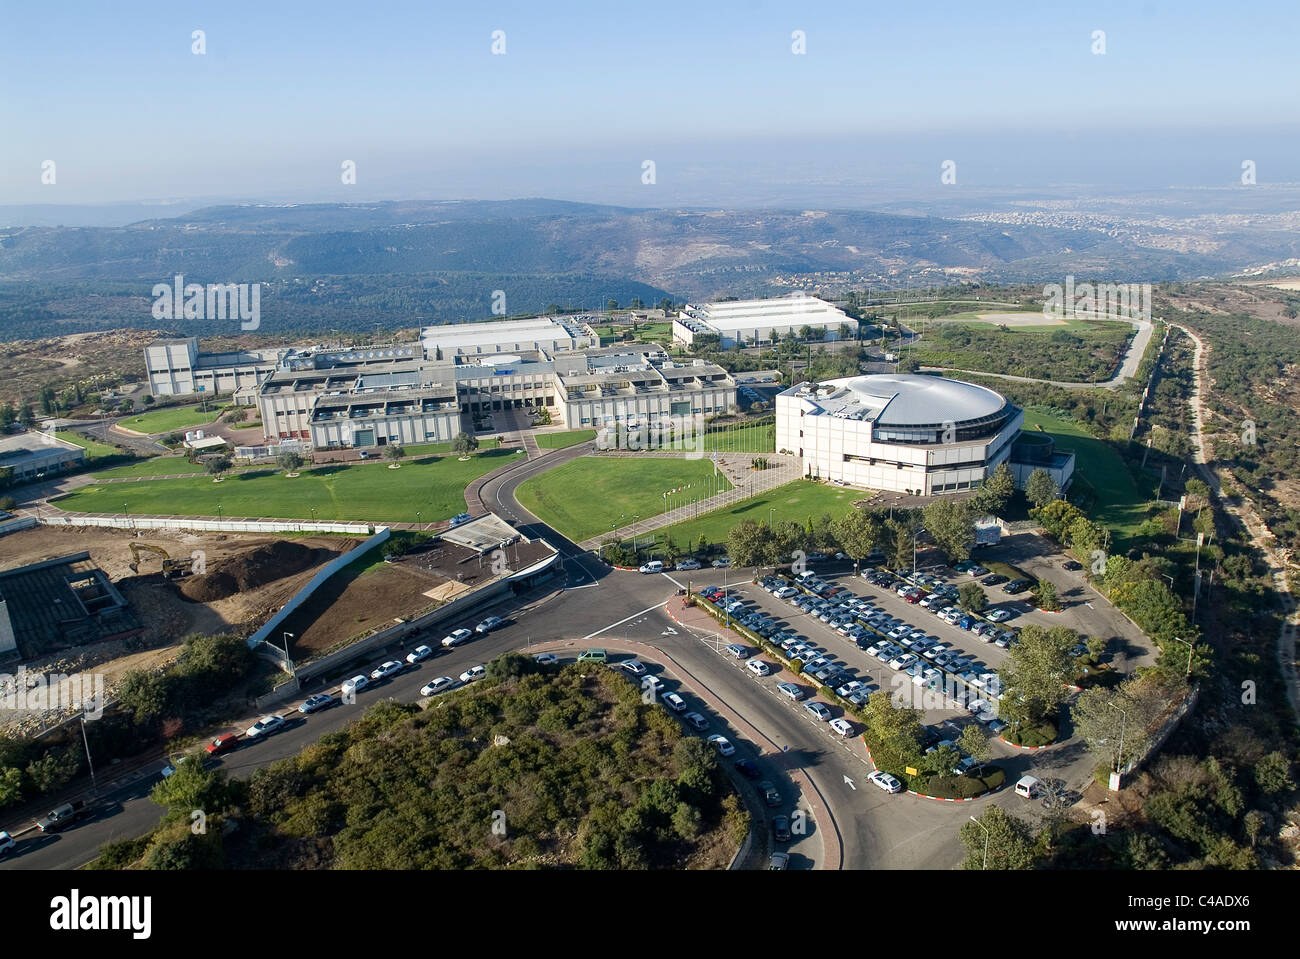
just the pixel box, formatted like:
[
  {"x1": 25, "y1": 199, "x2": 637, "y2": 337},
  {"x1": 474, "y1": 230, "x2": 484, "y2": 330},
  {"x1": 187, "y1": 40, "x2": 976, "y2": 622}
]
[
  {"x1": 959, "y1": 806, "x2": 1037, "y2": 870},
  {"x1": 382, "y1": 444, "x2": 405, "y2": 464},
  {"x1": 0, "y1": 402, "x2": 14, "y2": 428},
  {"x1": 142, "y1": 394, "x2": 155, "y2": 406},
  {"x1": 1025, "y1": 468, "x2": 1060, "y2": 509},
  {"x1": 862, "y1": 690, "x2": 925, "y2": 757},
  {"x1": 277, "y1": 451, "x2": 303, "y2": 474},
  {"x1": 999, "y1": 624, "x2": 1077, "y2": 727},
  {"x1": 832, "y1": 508, "x2": 881, "y2": 567},
  {"x1": 883, "y1": 514, "x2": 921, "y2": 570},
  {"x1": 771, "y1": 521, "x2": 807, "y2": 563},
  {"x1": 150, "y1": 757, "x2": 235, "y2": 824},
  {"x1": 923, "y1": 498, "x2": 974, "y2": 563},
  {"x1": 726, "y1": 519, "x2": 770, "y2": 568},
  {"x1": 971, "y1": 461, "x2": 1016, "y2": 516},
  {"x1": 451, "y1": 432, "x2": 479, "y2": 455},
  {"x1": 204, "y1": 455, "x2": 232, "y2": 480},
  {"x1": 958, "y1": 582, "x2": 988, "y2": 613},
  {"x1": 117, "y1": 668, "x2": 172, "y2": 725},
  {"x1": 958, "y1": 724, "x2": 992, "y2": 773},
  {"x1": 606, "y1": 299, "x2": 619, "y2": 311},
  {"x1": 18, "y1": 404, "x2": 35, "y2": 429},
  {"x1": 0, "y1": 766, "x2": 22, "y2": 808},
  {"x1": 1034, "y1": 579, "x2": 1060, "y2": 611}
]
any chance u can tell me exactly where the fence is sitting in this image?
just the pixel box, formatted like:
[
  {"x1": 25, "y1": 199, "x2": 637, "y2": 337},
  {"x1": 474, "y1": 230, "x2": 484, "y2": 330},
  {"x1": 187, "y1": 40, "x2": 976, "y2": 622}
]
[
  {"x1": 38, "y1": 513, "x2": 373, "y2": 536},
  {"x1": 0, "y1": 516, "x2": 38, "y2": 537},
  {"x1": 1111, "y1": 683, "x2": 1200, "y2": 790}
]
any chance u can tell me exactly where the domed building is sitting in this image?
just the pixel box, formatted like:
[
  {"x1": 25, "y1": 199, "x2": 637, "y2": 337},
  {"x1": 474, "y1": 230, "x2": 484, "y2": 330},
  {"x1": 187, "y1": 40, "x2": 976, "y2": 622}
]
[{"x1": 775, "y1": 373, "x2": 1056, "y2": 496}]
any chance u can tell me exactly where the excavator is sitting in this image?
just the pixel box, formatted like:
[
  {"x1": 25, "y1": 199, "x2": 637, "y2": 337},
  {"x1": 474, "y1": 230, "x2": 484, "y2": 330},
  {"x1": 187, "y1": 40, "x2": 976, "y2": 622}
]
[{"x1": 126, "y1": 542, "x2": 196, "y2": 578}]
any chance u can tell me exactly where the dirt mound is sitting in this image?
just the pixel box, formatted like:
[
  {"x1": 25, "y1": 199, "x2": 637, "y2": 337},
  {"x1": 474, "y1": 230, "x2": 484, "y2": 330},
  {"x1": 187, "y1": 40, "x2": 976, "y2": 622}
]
[{"x1": 180, "y1": 541, "x2": 328, "y2": 603}]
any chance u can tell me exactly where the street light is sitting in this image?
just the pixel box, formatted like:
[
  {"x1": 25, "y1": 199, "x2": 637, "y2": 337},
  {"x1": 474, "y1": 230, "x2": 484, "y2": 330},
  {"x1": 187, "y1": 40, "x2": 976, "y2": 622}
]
[
  {"x1": 1171, "y1": 636, "x2": 1193, "y2": 676},
  {"x1": 282, "y1": 632, "x2": 297, "y2": 680},
  {"x1": 969, "y1": 815, "x2": 990, "y2": 870}
]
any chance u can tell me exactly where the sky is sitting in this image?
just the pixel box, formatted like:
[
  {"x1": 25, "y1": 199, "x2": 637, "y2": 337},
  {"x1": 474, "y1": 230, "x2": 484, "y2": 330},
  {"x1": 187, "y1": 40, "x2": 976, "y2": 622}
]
[{"x1": 2, "y1": 0, "x2": 1299, "y2": 208}]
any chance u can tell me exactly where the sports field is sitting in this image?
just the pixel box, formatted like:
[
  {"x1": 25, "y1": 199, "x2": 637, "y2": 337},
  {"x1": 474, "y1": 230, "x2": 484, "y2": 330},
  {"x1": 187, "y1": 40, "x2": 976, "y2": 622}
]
[
  {"x1": 1021, "y1": 409, "x2": 1155, "y2": 541},
  {"x1": 665, "y1": 420, "x2": 775, "y2": 453},
  {"x1": 535, "y1": 429, "x2": 596, "y2": 450},
  {"x1": 121, "y1": 404, "x2": 220, "y2": 435},
  {"x1": 646, "y1": 479, "x2": 864, "y2": 554},
  {"x1": 515, "y1": 456, "x2": 732, "y2": 541},
  {"x1": 57, "y1": 448, "x2": 520, "y2": 522}
]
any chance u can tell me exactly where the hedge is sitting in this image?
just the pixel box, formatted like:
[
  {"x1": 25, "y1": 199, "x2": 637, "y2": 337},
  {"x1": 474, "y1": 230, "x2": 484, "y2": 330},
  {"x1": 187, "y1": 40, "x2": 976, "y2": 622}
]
[{"x1": 918, "y1": 766, "x2": 1006, "y2": 799}]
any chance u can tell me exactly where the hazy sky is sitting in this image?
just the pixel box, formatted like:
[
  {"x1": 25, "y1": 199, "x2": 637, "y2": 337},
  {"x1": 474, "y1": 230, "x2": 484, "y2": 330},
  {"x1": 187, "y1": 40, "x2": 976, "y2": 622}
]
[{"x1": 3, "y1": 0, "x2": 1299, "y2": 206}]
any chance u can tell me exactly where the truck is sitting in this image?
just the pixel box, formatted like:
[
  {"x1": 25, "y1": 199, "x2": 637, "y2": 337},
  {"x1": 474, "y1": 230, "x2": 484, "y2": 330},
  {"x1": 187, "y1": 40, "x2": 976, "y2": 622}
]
[{"x1": 36, "y1": 801, "x2": 87, "y2": 833}]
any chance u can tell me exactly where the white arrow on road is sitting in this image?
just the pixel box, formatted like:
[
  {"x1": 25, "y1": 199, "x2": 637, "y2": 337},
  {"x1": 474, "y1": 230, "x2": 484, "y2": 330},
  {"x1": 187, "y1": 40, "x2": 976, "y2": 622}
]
[
  {"x1": 844, "y1": 775, "x2": 856, "y2": 790},
  {"x1": 661, "y1": 627, "x2": 678, "y2": 635}
]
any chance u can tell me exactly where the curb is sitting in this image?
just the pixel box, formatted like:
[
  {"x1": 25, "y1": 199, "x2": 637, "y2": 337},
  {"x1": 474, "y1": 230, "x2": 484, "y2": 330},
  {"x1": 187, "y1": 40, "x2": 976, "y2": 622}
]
[
  {"x1": 864, "y1": 734, "x2": 1004, "y2": 802},
  {"x1": 998, "y1": 737, "x2": 1054, "y2": 750}
]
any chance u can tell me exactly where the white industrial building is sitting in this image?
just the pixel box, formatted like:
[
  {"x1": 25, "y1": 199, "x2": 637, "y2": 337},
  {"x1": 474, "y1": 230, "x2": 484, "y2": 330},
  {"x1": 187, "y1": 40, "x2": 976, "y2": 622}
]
[
  {"x1": 776, "y1": 374, "x2": 1037, "y2": 496},
  {"x1": 144, "y1": 337, "x2": 286, "y2": 398},
  {"x1": 0, "y1": 431, "x2": 86, "y2": 483},
  {"x1": 673, "y1": 294, "x2": 852, "y2": 348},
  {"x1": 421, "y1": 315, "x2": 598, "y2": 358}
]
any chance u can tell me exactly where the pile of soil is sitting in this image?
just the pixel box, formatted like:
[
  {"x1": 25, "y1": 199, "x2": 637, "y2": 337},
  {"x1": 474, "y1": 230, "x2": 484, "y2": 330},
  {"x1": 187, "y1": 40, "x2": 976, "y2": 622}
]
[{"x1": 179, "y1": 541, "x2": 327, "y2": 602}]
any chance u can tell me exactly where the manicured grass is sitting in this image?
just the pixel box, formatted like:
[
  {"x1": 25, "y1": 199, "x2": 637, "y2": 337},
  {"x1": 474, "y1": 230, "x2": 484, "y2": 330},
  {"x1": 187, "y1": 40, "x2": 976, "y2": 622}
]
[
  {"x1": 649, "y1": 479, "x2": 864, "y2": 552},
  {"x1": 666, "y1": 420, "x2": 775, "y2": 453},
  {"x1": 57, "y1": 449, "x2": 520, "y2": 522},
  {"x1": 535, "y1": 429, "x2": 596, "y2": 450},
  {"x1": 90, "y1": 456, "x2": 208, "y2": 478},
  {"x1": 404, "y1": 438, "x2": 501, "y2": 457},
  {"x1": 1021, "y1": 409, "x2": 1155, "y2": 542},
  {"x1": 516, "y1": 456, "x2": 732, "y2": 541},
  {"x1": 121, "y1": 403, "x2": 220, "y2": 435},
  {"x1": 54, "y1": 431, "x2": 120, "y2": 461}
]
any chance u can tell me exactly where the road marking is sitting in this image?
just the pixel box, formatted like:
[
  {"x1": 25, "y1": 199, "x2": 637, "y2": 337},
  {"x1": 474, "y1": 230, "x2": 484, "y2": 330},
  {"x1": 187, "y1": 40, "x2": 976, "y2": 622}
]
[
  {"x1": 583, "y1": 601, "x2": 670, "y2": 640},
  {"x1": 661, "y1": 627, "x2": 678, "y2": 635},
  {"x1": 844, "y1": 775, "x2": 857, "y2": 790}
]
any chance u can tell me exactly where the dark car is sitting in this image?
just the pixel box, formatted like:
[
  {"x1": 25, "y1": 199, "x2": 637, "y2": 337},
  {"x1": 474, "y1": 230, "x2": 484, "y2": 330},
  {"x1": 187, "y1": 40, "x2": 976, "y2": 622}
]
[
  {"x1": 36, "y1": 801, "x2": 86, "y2": 833},
  {"x1": 980, "y1": 574, "x2": 1009, "y2": 587},
  {"x1": 1004, "y1": 579, "x2": 1032, "y2": 594},
  {"x1": 1063, "y1": 560, "x2": 1083, "y2": 571},
  {"x1": 759, "y1": 780, "x2": 782, "y2": 807},
  {"x1": 772, "y1": 815, "x2": 791, "y2": 842},
  {"x1": 734, "y1": 758, "x2": 762, "y2": 780}
]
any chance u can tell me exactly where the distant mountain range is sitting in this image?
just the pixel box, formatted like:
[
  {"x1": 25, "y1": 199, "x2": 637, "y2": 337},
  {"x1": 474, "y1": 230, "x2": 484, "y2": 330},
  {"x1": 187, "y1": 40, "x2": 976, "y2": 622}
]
[{"x1": 0, "y1": 198, "x2": 1296, "y2": 341}]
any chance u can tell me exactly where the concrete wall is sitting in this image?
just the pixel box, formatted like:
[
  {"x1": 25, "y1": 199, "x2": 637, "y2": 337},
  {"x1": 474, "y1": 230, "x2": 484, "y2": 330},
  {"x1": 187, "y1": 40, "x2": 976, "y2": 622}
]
[{"x1": 39, "y1": 513, "x2": 373, "y2": 536}]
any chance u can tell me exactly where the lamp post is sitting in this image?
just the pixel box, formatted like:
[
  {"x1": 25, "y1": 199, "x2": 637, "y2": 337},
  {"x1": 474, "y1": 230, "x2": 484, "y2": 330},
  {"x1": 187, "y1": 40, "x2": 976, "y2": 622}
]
[
  {"x1": 1106, "y1": 699, "x2": 1129, "y2": 773},
  {"x1": 1171, "y1": 636, "x2": 1193, "y2": 677},
  {"x1": 282, "y1": 631, "x2": 297, "y2": 680},
  {"x1": 80, "y1": 711, "x2": 97, "y2": 793},
  {"x1": 969, "y1": 815, "x2": 990, "y2": 870},
  {"x1": 217, "y1": 504, "x2": 223, "y2": 519}
]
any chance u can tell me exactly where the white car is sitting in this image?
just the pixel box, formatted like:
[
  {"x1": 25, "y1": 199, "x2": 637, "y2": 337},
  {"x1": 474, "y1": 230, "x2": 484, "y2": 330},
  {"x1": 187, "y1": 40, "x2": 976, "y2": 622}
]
[
  {"x1": 888, "y1": 653, "x2": 918, "y2": 671},
  {"x1": 775, "y1": 586, "x2": 799, "y2": 599},
  {"x1": 746, "y1": 659, "x2": 774, "y2": 677},
  {"x1": 370, "y1": 660, "x2": 404, "y2": 681},
  {"x1": 640, "y1": 674, "x2": 666, "y2": 695},
  {"x1": 683, "y1": 711, "x2": 709, "y2": 730},
  {"x1": 836, "y1": 679, "x2": 865, "y2": 698},
  {"x1": 420, "y1": 676, "x2": 455, "y2": 697},
  {"x1": 341, "y1": 674, "x2": 369, "y2": 697},
  {"x1": 474, "y1": 616, "x2": 505, "y2": 634},
  {"x1": 707, "y1": 734, "x2": 735, "y2": 756},
  {"x1": 621, "y1": 659, "x2": 648, "y2": 676},
  {"x1": 777, "y1": 682, "x2": 804, "y2": 701},
  {"x1": 868, "y1": 771, "x2": 903, "y2": 794},
  {"x1": 459, "y1": 665, "x2": 487, "y2": 683},
  {"x1": 987, "y1": 608, "x2": 1013, "y2": 623},
  {"x1": 829, "y1": 717, "x2": 854, "y2": 737},
  {"x1": 804, "y1": 701, "x2": 832, "y2": 721},
  {"x1": 533, "y1": 652, "x2": 558, "y2": 665},
  {"x1": 0, "y1": 831, "x2": 14, "y2": 857},
  {"x1": 662, "y1": 692, "x2": 688, "y2": 712},
  {"x1": 676, "y1": 559, "x2": 702, "y2": 570},
  {"x1": 639, "y1": 560, "x2": 665, "y2": 574},
  {"x1": 406, "y1": 645, "x2": 434, "y2": 664},
  {"x1": 441, "y1": 628, "x2": 474, "y2": 648},
  {"x1": 245, "y1": 715, "x2": 285, "y2": 739},
  {"x1": 711, "y1": 557, "x2": 731, "y2": 568}
]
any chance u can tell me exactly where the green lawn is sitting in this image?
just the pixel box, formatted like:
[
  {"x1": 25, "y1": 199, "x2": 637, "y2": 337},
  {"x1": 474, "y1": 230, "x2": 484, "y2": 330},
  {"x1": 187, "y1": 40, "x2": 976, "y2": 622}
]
[
  {"x1": 1021, "y1": 409, "x2": 1155, "y2": 543},
  {"x1": 666, "y1": 420, "x2": 775, "y2": 453},
  {"x1": 90, "y1": 456, "x2": 208, "y2": 479},
  {"x1": 121, "y1": 404, "x2": 221, "y2": 435},
  {"x1": 404, "y1": 438, "x2": 500, "y2": 457},
  {"x1": 57, "y1": 449, "x2": 520, "y2": 522},
  {"x1": 54, "y1": 431, "x2": 121, "y2": 461},
  {"x1": 535, "y1": 429, "x2": 596, "y2": 450},
  {"x1": 515, "y1": 456, "x2": 732, "y2": 541},
  {"x1": 647, "y1": 479, "x2": 864, "y2": 554}
]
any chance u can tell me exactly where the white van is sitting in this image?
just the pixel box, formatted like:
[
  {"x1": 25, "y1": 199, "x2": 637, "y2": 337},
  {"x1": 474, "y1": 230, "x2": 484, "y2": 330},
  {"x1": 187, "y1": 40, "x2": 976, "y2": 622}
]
[
  {"x1": 1015, "y1": 775, "x2": 1042, "y2": 799},
  {"x1": 639, "y1": 560, "x2": 664, "y2": 574}
]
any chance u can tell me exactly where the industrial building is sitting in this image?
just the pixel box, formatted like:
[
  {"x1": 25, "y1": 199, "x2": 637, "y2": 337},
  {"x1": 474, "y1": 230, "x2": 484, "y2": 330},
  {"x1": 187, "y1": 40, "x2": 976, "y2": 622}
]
[
  {"x1": 776, "y1": 374, "x2": 1071, "y2": 497},
  {"x1": 0, "y1": 431, "x2": 86, "y2": 483},
  {"x1": 673, "y1": 294, "x2": 852, "y2": 349},
  {"x1": 420, "y1": 315, "x2": 599, "y2": 358},
  {"x1": 144, "y1": 337, "x2": 286, "y2": 398}
]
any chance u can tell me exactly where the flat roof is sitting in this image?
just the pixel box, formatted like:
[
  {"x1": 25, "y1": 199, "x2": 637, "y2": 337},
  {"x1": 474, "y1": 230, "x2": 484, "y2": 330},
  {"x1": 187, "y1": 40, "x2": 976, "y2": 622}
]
[
  {"x1": 684, "y1": 294, "x2": 847, "y2": 331},
  {"x1": 421, "y1": 316, "x2": 592, "y2": 351}
]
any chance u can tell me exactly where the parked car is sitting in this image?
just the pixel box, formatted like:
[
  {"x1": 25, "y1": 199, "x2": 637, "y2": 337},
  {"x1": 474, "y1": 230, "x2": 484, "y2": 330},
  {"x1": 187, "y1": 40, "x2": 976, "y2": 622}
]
[
  {"x1": 980, "y1": 573, "x2": 1009, "y2": 587},
  {"x1": 804, "y1": 701, "x2": 832, "y2": 721},
  {"x1": 683, "y1": 711, "x2": 709, "y2": 731},
  {"x1": 420, "y1": 676, "x2": 456, "y2": 696},
  {"x1": 869, "y1": 771, "x2": 904, "y2": 794},
  {"x1": 459, "y1": 664, "x2": 487, "y2": 683},
  {"x1": 341, "y1": 674, "x2": 370, "y2": 697},
  {"x1": 759, "y1": 780, "x2": 782, "y2": 807},
  {"x1": 205, "y1": 733, "x2": 239, "y2": 755},
  {"x1": 246, "y1": 714, "x2": 285, "y2": 739},
  {"x1": 676, "y1": 558, "x2": 701, "y2": 571},
  {"x1": 406, "y1": 644, "x2": 435, "y2": 664},
  {"x1": 621, "y1": 659, "x2": 647, "y2": 675},
  {"x1": 441, "y1": 628, "x2": 474, "y2": 647},
  {"x1": 769, "y1": 852, "x2": 789, "y2": 870},
  {"x1": 829, "y1": 717, "x2": 854, "y2": 737},
  {"x1": 711, "y1": 557, "x2": 731, "y2": 568},
  {"x1": 707, "y1": 734, "x2": 736, "y2": 756},
  {"x1": 746, "y1": 659, "x2": 774, "y2": 677},
  {"x1": 638, "y1": 560, "x2": 665, "y2": 574},
  {"x1": 0, "y1": 831, "x2": 14, "y2": 857},
  {"x1": 475, "y1": 616, "x2": 505, "y2": 635},
  {"x1": 370, "y1": 660, "x2": 405, "y2": 681},
  {"x1": 662, "y1": 692, "x2": 688, "y2": 712},
  {"x1": 297, "y1": 693, "x2": 333, "y2": 714},
  {"x1": 1004, "y1": 578, "x2": 1032, "y2": 594},
  {"x1": 772, "y1": 815, "x2": 791, "y2": 842},
  {"x1": 36, "y1": 801, "x2": 87, "y2": 833},
  {"x1": 1063, "y1": 560, "x2": 1083, "y2": 571},
  {"x1": 734, "y1": 758, "x2": 761, "y2": 779},
  {"x1": 986, "y1": 608, "x2": 1013, "y2": 623},
  {"x1": 640, "y1": 674, "x2": 666, "y2": 695},
  {"x1": 448, "y1": 512, "x2": 472, "y2": 527},
  {"x1": 577, "y1": 648, "x2": 607, "y2": 663},
  {"x1": 533, "y1": 652, "x2": 558, "y2": 665},
  {"x1": 836, "y1": 679, "x2": 866, "y2": 698},
  {"x1": 777, "y1": 682, "x2": 805, "y2": 701}
]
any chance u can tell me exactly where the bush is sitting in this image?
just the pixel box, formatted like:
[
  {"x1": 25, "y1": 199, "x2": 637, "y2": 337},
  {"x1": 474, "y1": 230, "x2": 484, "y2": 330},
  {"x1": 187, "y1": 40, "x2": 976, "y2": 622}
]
[
  {"x1": 920, "y1": 766, "x2": 1005, "y2": 799},
  {"x1": 1003, "y1": 721, "x2": 1058, "y2": 747}
]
